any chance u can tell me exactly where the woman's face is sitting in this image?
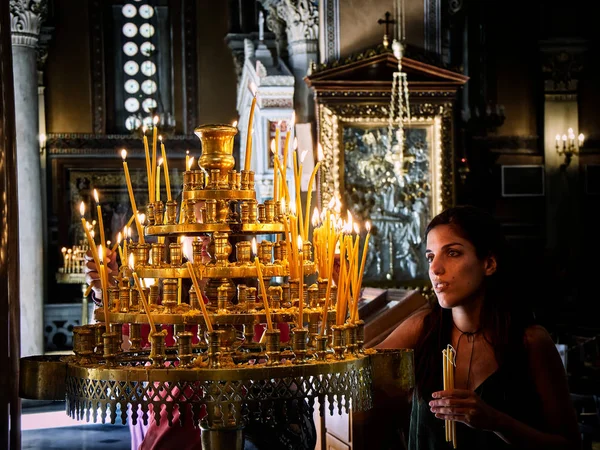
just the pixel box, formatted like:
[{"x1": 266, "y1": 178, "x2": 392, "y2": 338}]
[{"x1": 425, "y1": 224, "x2": 496, "y2": 309}]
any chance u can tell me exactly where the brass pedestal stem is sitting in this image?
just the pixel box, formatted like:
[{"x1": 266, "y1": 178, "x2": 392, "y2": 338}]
[
  {"x1": 265, "y1": 329, "x2": 281, "y2": 366},
  {"x1": 292, "y1": 328, "x2": 309, "y2": 364},
  {"x1": 331, "y1": 325, "x2": 346, "y2": 360}
]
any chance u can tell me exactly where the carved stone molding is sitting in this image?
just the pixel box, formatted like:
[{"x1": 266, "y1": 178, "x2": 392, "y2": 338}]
[
  {"x1": 10, "y1": 0, "x2": 46, "y2": 48},
  {"x1": 46, "y1": 133, "x2": 198, "y2": 156},
  {"x1": 322, "y1": 0, "x2": 339, "y2": 62},
  {"x1": 261, "y1": 0, "x2": 318, "y2": 48}
]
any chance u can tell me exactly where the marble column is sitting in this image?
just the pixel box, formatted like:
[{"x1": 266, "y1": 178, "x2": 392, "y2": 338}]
[
  {"x1": 10, "y1": 0, "x2": 47, "y2": 357},
  {"x1": 263, "y1": 0, "x2": 319, "y2": 123}
]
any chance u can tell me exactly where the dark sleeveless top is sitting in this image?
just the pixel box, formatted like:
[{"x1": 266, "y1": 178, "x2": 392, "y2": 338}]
[{"x1": 408, "y1": 360, "x2": 545, "y2": 449}]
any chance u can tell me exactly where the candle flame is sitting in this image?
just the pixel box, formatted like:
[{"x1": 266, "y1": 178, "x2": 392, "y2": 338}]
[
  {"x1": 142, "y1": 126, "x2": 147, "y2": 134},
  {"x1": 277, "y1": 120, "x2": 282, "y2": 128},
  {"x1": 270, "y1": 139, "x2": 276, "y2": 154},
  {"x1": 67, "y1": 248, "x2": 72, "y2": 254},
  {"x1": 138, "y1": 213, "x2": 146, "y2": 225},
  {"x1": 127, "y1": 226, "x2": 132, "y2": 239},
  {"x1": 280, "y1": 198, "x2": 286, "y2": 214},
  {"x1": 186, "y1": 150, "x2": 190, "y2": 155},
  {"x1": 300, "y1": 149, "x2": 308, "y2": 163},
  {"x1": 555, "y1": 134, "x2": 561, "y2": 141},
  {"x1": 578, "y1": 133, "x2": 585, "y2": 144},
  {"x1": 366, "y1": 221, "x2": 371, "y2": 232},
  {"x1": 251, "y1": 237, "x2": 257, "y2": 255},
  {"x1": 249, "y1": 81, "x2": 257, "y2": 96},
  {"x1": 312, "y1": 207, "x2": 320, "y2": 226},
  {"x1": 290, "y1": 111, "x2": 295, "y2": 128},
  {"x1": 293, "y1": 137, "x2": 298, "y2": 150},
  {"x1": 93, "y1": 189, "x2": 99, "y2": 204},
  {"x1": 317, "y1": 143, "x2": 324, "y2": 161},
  {"x1": 61, "y1": 247, "x2": 67, "y2": 253},
  {"x1": 232, "y1": 120, "x2": 238, "y2": 128},
  {"x1": 129, "y1": 253, "x2": 134, "y2": 270},
  {"x1": 79, "y1": 201, "x2": 85, "y2": 217},
  {"x1": 188, "y1": 156, "x2": 195, "y2": 171},
  {"x1": 289, "y1": 201, "x2": 296, "y2": 215},
  {"x1": 353, "y1": 223, "x2": 359, "y2": 234},
  {"x1": 121, "y1": 149, "x2": 127, "y2": 160},
  {"x1": 90, "y1": 230, "x2": 95, "y2": 239},
  {"x1": 98, "y1": 244, "x2": 104, "y2": 262},
  {"x1": 159, "y1": 135, "x2": 163, "y2": 142},
  {"x1": 106, "y1": 240, "x2": 111, "y2": 247},
  {"x1": 158, "y1": 157, "x2": 163, "y2": 166},
  {"x1": 117, "y1": 232, "x2": 122, "y2": 244},
  {"x1": 153, "y1": 115, "x2": 159, "y2": 125},
  {"x1": 297, "y1": 235, "x2": 303, "y2": 250}
]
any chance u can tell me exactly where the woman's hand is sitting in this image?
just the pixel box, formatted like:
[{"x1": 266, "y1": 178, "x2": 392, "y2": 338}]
[
  {"x1": 429, "y1": 389, "x2": 500, "y2": 431},
  {"x1": 84, "y1": 248, "x2": 118, "y2": 300}
]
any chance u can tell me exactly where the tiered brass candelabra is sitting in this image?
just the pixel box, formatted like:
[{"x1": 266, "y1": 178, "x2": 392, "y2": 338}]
[{"x1": 20, "y1": 124, "x2": 415, "y2": 450}]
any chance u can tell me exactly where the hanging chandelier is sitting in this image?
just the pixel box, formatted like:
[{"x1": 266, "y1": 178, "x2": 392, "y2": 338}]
[{"x1": 386, "y1": 39, "x2": 411, "y2": 186}]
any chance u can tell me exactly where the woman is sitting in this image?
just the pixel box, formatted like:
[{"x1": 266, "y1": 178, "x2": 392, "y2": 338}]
[{"x1": 378, "y1": 205, "x2": 581, "y2": 449}]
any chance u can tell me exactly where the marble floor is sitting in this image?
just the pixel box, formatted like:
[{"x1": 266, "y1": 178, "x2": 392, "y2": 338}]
[{"x1": 22, "y1": 401, "x2": 131, "y2": 450}]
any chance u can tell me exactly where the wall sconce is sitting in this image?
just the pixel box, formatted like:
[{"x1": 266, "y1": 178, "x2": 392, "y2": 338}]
[
  {"x1": 555, "y1": 128, "x2": 584, "y2": 167},
  {"x1": 39, "y1": 133, "x2": 46, "y2": 154}
]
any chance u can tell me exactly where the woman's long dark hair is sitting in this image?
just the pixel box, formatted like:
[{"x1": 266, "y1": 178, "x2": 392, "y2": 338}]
[{"x1": 414, "y1": 205, "x2": 535, "y2": 398}]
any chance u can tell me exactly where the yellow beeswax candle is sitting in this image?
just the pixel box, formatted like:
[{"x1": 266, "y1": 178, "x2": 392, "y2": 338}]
[{"x1": 121, "y1": 149, "x2": 145, "y2": 244}]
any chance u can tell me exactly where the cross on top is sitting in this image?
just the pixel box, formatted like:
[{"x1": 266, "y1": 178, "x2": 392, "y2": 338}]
[{"x1": 377, "y1": 11, "x2": 396, "y2": 47}]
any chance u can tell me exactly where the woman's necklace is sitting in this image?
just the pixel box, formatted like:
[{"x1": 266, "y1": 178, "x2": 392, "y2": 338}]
[{"x1": 453, "y1": 322, "x2": 481, "y2": 390}]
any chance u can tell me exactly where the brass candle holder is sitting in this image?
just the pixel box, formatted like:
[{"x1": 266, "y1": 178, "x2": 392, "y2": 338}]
[
  {"x1": 264, "y1": 329, "x2": 281, "y2": 366},
  {"x1": 344, "y1": 322, "x2": 358, "y2": 356},
  {"x1": 177, "y1": 331, "x2": 194, "y2": 367},
  {"x1": 162, "y1": 279, "x2": 178, "y2": 313},
  {"x1": 206, "y1": 329, "x2": 224, "y2": 369},
  {"x1": 103, "y1": 332, "x2": 119, "y2": 367},
  {"x1": 146, "y1": 203, "x2": 155, "y2": 226},
  {"x1": 205, "y1": 199, "x2": 217, "y2": 223},
  {"x1": 165, "y1": 200, "x2": 178, "y2": 225},
  {"x1": 134, "y1": 243, "x2": 151, "y2": 268},
  {"x1": 129, "y1": 323, "x2": 142, "y2": 351},
  {"x1": 185, "y1": 199, "x2": 197, "y2": 224},
  {"x1": 292, "y1": 327, "x2": 309, "y2": 364},
  {"x1": 213, "y1": 232, "x2": 232, "y2": 266},
  {"x1": 268, "y1": 285, "x2": 282, "y2": 309},
  {"x1": 259, "y1": 240, "x2": 273, "y2": 264},
  {"x1": 169, "y1": 242, "x2": 182, "y2": 267},
  {"x1": 331, "y1": 325, "x2": 346, "y2": 360},
  {"x1": 149, "y1": 284, "x2": 160, "y2": 306},
  {"x1": 189, "y1": 284, "x2": 200, "y2": 310},
  {"x1": 235, "y1": 241, "x2": 252, "y2": 265},
  {"x1": 95, "y1": 323, "x2": 106, "y2": 355},
  {"x1": 149, "y1": 331, "x2": 167, "y2": 367},
  {"x1": 356, "y1": 319, "x2": 365, "y2": 353},
  {"x1": 154, "y1": 200, "x2": 164, "y2": 225},
  {"x1": 314, "y1": 334, "x2": 329, "y2": 361},
  {"x1": 151, "y1": 242, "x2": 165, "y2": 267}
]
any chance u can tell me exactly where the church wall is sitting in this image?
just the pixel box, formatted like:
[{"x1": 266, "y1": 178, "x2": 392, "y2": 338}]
[
  {"x1": 338, "y1": 0, "x2": 424, "y2": 58},
  {"x1": 45, "y1": 0, "x2": 93, "y2": 133},
  {"x1": 196, "y1": 0, "x2": 238, "y2": 126}
]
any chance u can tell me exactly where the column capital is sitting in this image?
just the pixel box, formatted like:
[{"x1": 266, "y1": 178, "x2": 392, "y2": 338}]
[
  {"x1": 262, "y1": 0, "x2": 319, "y2": 47},
  {"x1": 540, "y1": 38, "x2": 586, "y2": 93},
  {"x1": 10, "y1": 0, "x2": 47, "y2": 48}
]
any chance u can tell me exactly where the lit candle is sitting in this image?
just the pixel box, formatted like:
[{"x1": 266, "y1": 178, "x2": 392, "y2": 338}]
[
  {"x1": 93, "y1": 189, "x2": 106, "y2": 253},
  {"x1": 187, "y1": 156, "x2": 195, "y2": 172},
  {"x1": 116, "y1": 232, "x2": 124, "y2": 263},
  {"x1": 159, "y1": 138, "x2": 172, "y2": 201},
  {"x1": 156, "y1": 158, "x2": 162, "y2": 203},
  {"x1": 111, "y1": 214, "x2": 135, "y2": 253},
  {"x1": 132, "y1": 271, "x2": 157, "y2": 334},
  {"x1": 297, "y1": 235, "x2": 304, "y2": 327},
  {"x1": 121, "y1": 149, "x2": 145, "y2": 243},
  {"x1": 320, "y1": 217, "x2": 339, "y2": 336},
  {"x1": 232, "y1": 120, "x2": 238, "y2": 128},
  {"x1": 98, "y1": 245, "x2": 109, "y2": 325},
  {"x1": 353, "y1": 221, "x2": 371, "y2": 322},
  {"x1": 304, "y1": 155, "x2": 321, "y2": 240},
  {"x1": 252, "y1": 238, "x2": 273, "y2": 331},
  {"x1": 151, "y1": 116, "x2": 159, "y2": 202},
  {"x1": 143, "y1": 126, "x2": 152, "y2": 200},
  {"x1": 578, "y1": 133, "x2": 585, "y2": 147},
  {"x1": 185, "y1": 150, "x2": 190, "y2": 171},
  {"x1": 555, "y1": 134, "x2": 561, "y2": 148},
  {"x1": 244, "y1": 94, "x2": 257, "y2": 172},
  {"x1": 80, "y1": 202, "x2": 100, "y2": 270},
  {"x1": 61, "y1": 247, "x2": 67, "y2": 270}
]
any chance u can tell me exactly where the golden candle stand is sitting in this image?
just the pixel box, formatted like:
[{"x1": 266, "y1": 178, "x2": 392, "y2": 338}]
[{"x1": 19, "y1": 124, "x2": 415, "y2": 450}]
